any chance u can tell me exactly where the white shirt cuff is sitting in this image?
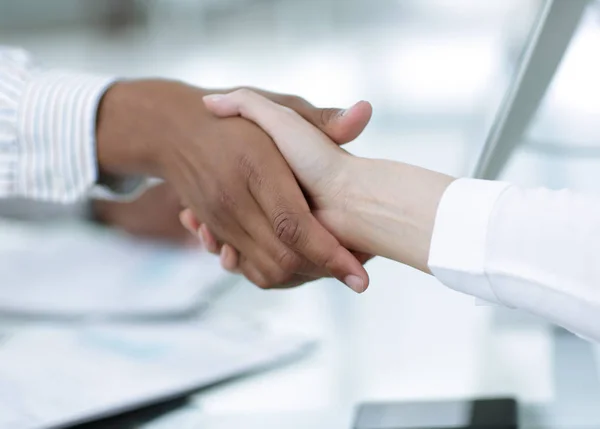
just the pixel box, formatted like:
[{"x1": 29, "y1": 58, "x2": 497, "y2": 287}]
[
  {"x1": 91, "y1": 175, "x2": 149, "y2": 202},
  {"x1": 8, "y1": 67, "x2": 145, "y2": 202},
  {"x1": 428, "y1": 178, "x2": 512, "y2": 305}
]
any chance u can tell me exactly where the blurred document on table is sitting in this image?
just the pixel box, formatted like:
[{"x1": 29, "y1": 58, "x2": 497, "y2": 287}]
[
  {"x1": 0, "y1": 222, "x2": 235, "y2": 318},
  {"x1": 0, "y1": 318, "x2": 315, "y2": 429}
]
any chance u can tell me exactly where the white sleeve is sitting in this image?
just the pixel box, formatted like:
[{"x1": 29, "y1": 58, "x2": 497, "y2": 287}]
[
  {"x1": 428, "y1": 178, "x2": 600, "y2": 342},
  {"x1": 0, "y1": 47, "x2": 146, "y2": 203}
]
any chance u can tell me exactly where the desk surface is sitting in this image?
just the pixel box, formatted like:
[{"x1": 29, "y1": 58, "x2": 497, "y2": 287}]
[
  {"x1": 134, "y1": 257, "x2": 600, "y2": 429},
  {"x1": 164, "y1": 257, "x2": 557, "y2": 426},
  {"x1": 145, "y1": 410, "x2": 351, "y2": 429}
]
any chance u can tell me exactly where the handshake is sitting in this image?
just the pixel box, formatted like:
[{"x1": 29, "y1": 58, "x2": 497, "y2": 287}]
[{"x1": 97, "y1": 81, "x2": 454, "y2": 292}]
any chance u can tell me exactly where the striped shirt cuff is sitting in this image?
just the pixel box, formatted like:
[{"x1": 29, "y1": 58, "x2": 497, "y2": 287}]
[
  {"x1": 0, "y1": 50, "x2": 147, "y2": 203},
  {"x1": 19, "y1": 70, "x2": 144, "y2": 203},
  {"x1": 17, "y1": 71, "x2": 118, "y2": 202}
]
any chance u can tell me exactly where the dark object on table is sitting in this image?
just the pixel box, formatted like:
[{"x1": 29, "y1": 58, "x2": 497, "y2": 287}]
[{"x1": 354, "y1": 397, "x2": 517, "y2": 429}]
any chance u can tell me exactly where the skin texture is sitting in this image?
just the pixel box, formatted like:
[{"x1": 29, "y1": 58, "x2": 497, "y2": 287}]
[
  {"x1": 95, "y1": 81, "x2": 372, "y2": 292},
  {"x1": 190, "y1": 90, "x2": 455, "y2": 276},
  {"x1": 93, "y1": 183, "x2": 197, "y2": 246}
]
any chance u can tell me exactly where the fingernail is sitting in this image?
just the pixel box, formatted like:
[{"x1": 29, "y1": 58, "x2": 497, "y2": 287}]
[
  {"x1": 220, "y1": 247, "x2": 228, "y2": 266},
  {"x1": 344, "y1": 275, "x2": 365, "y2": 293},
  {"x1": 179, "y1": 212, "x2": 193, "y2": 234},
  {"x1": 203, "y1": 94, "x2": 225, "y2": 103},
  {"x1": 220, "y1": 246, "x2": 237, "y2": 272},
  {"x1": 197, "y1": 227, "x2": 205, "y2": 245}
]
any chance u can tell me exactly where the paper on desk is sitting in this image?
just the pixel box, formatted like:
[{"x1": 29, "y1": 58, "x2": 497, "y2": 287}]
[
  {"x1": 0, "y1": 318, "x2": 315, "y2": 429},
  {"x1": 0, "y1": 222, "x2": 236, "y2": 318}
]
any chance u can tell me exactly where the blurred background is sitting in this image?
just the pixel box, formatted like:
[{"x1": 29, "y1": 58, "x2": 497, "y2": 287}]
[
  {"x1": 3, "y1": 0, "x2": 600, "y2": 185},
  {"x1": 2, "y1": 0, "x2": 600, "y2": 427}
]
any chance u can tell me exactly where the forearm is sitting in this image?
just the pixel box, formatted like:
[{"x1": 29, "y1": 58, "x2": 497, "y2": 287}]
[
  {"x1": 342, "y1": 157, "x2": 600, "y2": 341},
  {"x1": 338, "y1": 158, "x2": 455, "y2": 272}
]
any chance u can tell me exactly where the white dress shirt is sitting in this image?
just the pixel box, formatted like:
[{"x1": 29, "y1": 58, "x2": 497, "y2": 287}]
[
  {"x1": 429, "y1": 178, "x2": 600, "y2": 342},
  {"x1": 0, "y1": 46, "x2": 143, "y2": 203}
]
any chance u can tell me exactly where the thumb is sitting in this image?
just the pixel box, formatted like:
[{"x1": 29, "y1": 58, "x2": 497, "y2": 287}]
[
  {"x1": 203, "y1": 90, "x2": 345, "y2": 189},
  {"x1": 310, "y1": 101, "x2": 373, "y2": 145},
  {"x1": 227, "y1": 88, "x2": 373, "y2": 145}
]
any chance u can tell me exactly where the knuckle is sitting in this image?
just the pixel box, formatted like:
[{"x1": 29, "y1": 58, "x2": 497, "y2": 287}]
[
  {"x1": 234, "y1": 88, "x2": 254, "y2": 99},
  {"x1": 277, "y1": 249, "x2": 302, "y2": 273},
  {"x1": 256, "y1": 260, "x2": 290, "y2": 288},
  {"x1": 236, "y1": 153, "x2": 253, "y2": 174},
  {"x1": 280, "y1": 105, "x2": 300, "y2": 119},
  {"x1": 253, "y1": 277, "x2": 272, "y2": 290},
  {"x1": 243, "y1": 263, "x2": 281, "y2": 290},
  {"x1": 269, "y1": 267, "x2": 291, "y2": 286},
  {"x1": 203, "y1": 208, "x2": 220, "y2": 227},
  {"x1": 273, "y1": 211, "x2": 303, "y2": 247},
  {"x1": 319, "y1": 108, "x2": 338, "y2": 127},
  {"x1": 280, "y1": 94, "x2": 303, "y2": 108},
  {"x1": 236, "y1": 154, "x2": 260, "y2": 184}
]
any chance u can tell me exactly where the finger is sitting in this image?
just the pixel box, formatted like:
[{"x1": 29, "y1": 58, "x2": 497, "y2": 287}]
[
  {"x1": 204, "y1": 90, "x2": 343, "y2": 179},
  {"x1": 199, "y1": 224, "x2": 220, "y2": 254},
  {"x1": 205, "y1": 91, "x2": 369, "y2": 291},
  {"x1": 210, "y1": 193, "x2": 333, "y2": 286},
  {"x1": 201, "y1": 211, "x2": 291, "y2": 283},
  {"x1": 296, "y1": 100, "x2": 373, "y2": 145},
  {"x1": 204, "y1": 191, "x2": 302, "y2": 285},
  {"x1": 185, "y1": 235, "x2": 202, "y2": 248},
  {"x1": 179, "y1": 209, "x2": 199, "y2": 236},
  {"x1": 208, "y1": 95, "x2": 368, "y2": 291},
  {"x1": 237, "y1": 256, "x2": 271, "y2": 289},
  {"x1": 219, "y1": 238, "x2": 330, "y2": 279},
  {"x1": 275, "y1": 211, "x2": 369, "y2": 292},
  {"x1": 249, "y1": 161, "x2": 369, "y2": 292},
  {"x1": 351, "y1": 251, "x2": 375, "y2": 265},
  {"x1": 220, "y1": 244, "x2": 240, "y2": 272},
  {"x1": 226, "y1": 88, "x2": 372, "y2": 144},
  {"x1": 237, "y1": 253, "x2": 317, "y2": 289},
  {"x1": 169, "y1": 225, "x2": 200, "y2": 246},
  {"x1": 179, "y1": 209, "x2": 204, "y2": 247}
]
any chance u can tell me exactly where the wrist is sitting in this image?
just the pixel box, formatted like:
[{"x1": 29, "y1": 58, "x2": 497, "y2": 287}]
[
  {"x1": 338, "y1": 158, "x2": 454, "y2": 273},
  {"x1": 96, "y1": 80, "x2": 188, "y2": 179}
]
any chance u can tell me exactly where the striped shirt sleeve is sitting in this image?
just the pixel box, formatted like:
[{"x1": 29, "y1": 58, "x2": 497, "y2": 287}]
[{"x1": 0, "y1": 47, "x2": 145, "y2": 203}]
